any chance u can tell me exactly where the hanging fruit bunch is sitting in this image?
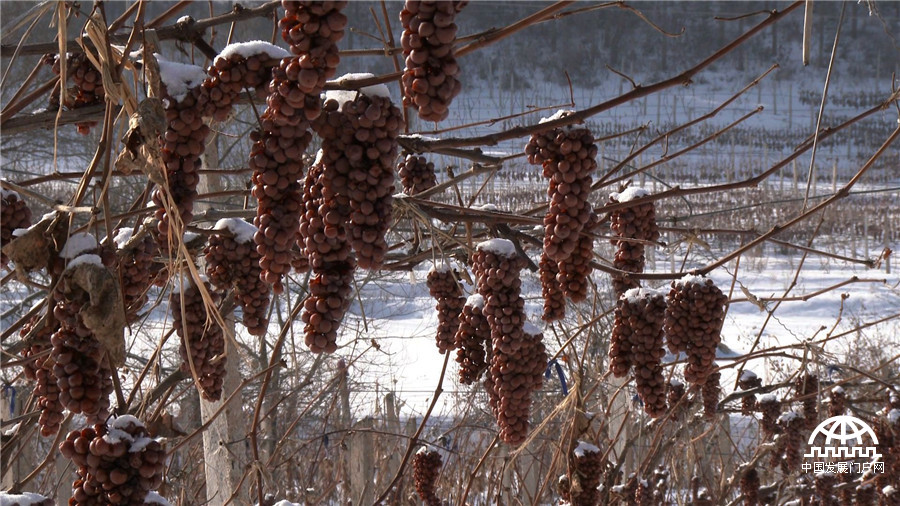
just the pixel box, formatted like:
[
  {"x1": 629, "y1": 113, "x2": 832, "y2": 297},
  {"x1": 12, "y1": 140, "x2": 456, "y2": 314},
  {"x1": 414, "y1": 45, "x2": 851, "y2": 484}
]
[
  {"x1": 205, "y1": 219, "x2": 271, "y2": 336},
  {"x1": 663, "y1": 275, "x2": 727, "y2": 386},
  {"x1": 454, "y1": 293, "x2": 491, "y2": 384},
  {"x1": 112, "y1": 229, "x2": 161, "y2": 323},
  {"x1": 397, "y1": 153, "x2": 437, "y2": 195},
  {"x1": 1, "y1": 189, "x2": 32, "y2": 268},
  {"x1": 772, "y1": 410, "x2": 804, "y2": 473},
  {"x1": 702, "y1": 370, "x2": 721, "y2": 419},
  {"x1": 525, "y1": 111, "x2": 598, "y2": 321},
  {"x1": 199, "y1": 42, "x2": 290, "y2": 121},
  {"x1": 608, "y1": 187, "x2": 659, "y2": 296},
  {"x1": 426, "y1": 262, "x2": 465, "y2": 353},
  {"x1": 252, "y1": 1, "x2": 347, "y2": 292},
  {"x1": 400, "y1": 0, "x2": 468, "y2": 122},
  {"x1": 609, "y1": 288, "x2": 667, "y2": 418},
  {"x1": 21, "y1": 316, "x2": 64, "y2": 436},
  {"x1": 170, "y1": 276, "x2": 226, "y2": 401},
  {"x1": 795, "y1": 372, "x2": 819, "y2": 431},
  {"x1": 827, "y1": 386, "x2": 846, "y2": 417},
  {"x1": 474, "y1": 238, "x2": 546, "y2": 445},
  {"x1": 739, "y1": 467, "x2": 760, "y2": 506},
  {"x1": 298, "y1": 160, "x2": 355, "y2": 354},
  {"x1": 50, "y1": 251, "x2": 118, "y2": 425},
  {"x1": 559, "y1": 441, "x2": 603, "y2": 506},
  {"x1": 757, "y1": 394, "x2": 780, "y2": 439},
  {"x1": 738, "y1": 370, "x2": 762, "y2": 416},
  {"x1": 666, "y1": 379, "x2": 688, "y2": 419},
  {"x1": 46, "y1": 52, "x2": 105, "y2": 134},
  {"x1": 59, "y1": 415, "x2": 167, "y2": 505},
  {"x1": 413, "y1": 447, "x2": 442, "y2": 506}
]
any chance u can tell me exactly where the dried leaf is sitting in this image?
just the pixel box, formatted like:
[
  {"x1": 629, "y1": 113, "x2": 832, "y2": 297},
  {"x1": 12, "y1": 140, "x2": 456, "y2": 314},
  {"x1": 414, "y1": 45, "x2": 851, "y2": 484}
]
[
  {"x1": 60, "y1": 260, "x2": 126, "y2": 368},
  {"x1": 115, "y1": 97, "x2": 166, "y2": 183},
  {"x1": 1, "y1": 213, "x2": 67, "y2": 277}
]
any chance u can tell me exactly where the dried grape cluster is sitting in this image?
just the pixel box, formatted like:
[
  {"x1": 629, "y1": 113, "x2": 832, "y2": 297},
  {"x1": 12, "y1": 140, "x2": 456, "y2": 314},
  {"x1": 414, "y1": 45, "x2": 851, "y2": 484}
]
[
  {"x1": 253, "y1": 1, "x2": 347, "y2": 292},
  {"x1": 664, "y1": 275, "x2": 727, "y2": 386},
  {"x1": 413, "y1": 447, "x2": 442, "y2": 506},
  {"x1": 426, "y1": 263, "x2": 464, "y2": 353},
  {"x1": 740, "y1": 467, "x2": 760, "y2": 506},
  {"x1": 1, "y1": 190, "x2": 32, "y2": 268},
  {"x1": 608, "y1": 188, "x2": 659, "y2": 296},
  {"x1": 795, "y1": 372, "x2": 819, "y2": 430},
  {"x1": 21, "y1": 317, "x2": 64, "y2": 436},
  {"x1": 199, "y1": 45, "x2": 286, "y2": 121},
  {"x1": 667, "y1": 379, "x2": 687, "y2": 418},
  {"x1": 454, "y1": 294, "x2": 491, "y2": 384},
  {"x1": 50, "y1": 275, "x2": 113, "y2": 424},
  {"x1": 205, "y1": 220, "x2": 271, "y2": 336},
  {"x1": 525, "y1": 116, "x2": 598, "y2": 319},
  {"x1": 701, "y1": 370, "x2": 721, "y2": 419},
  {"x1": 774, "y1": 410, "x2": 804, "y2": 473},
  {"x1": 400, "y1": 0, "x2": 467, "y2": 121},
  {"x1": 609, "y1": 288, "x2": 668, "y2": 417},
  {"x1": 397, "y1": 153, "x2": 437, "y2": 195},
  {"x1": 170, "y1": 278, "x2": 226, "y2": 401},
  {"x1": 47, "y1": 52, "x2": 105, "y2": 134},
  {"x1": 560, "y1": 442, "x2": 603, "y2": 506},
  {"x1": 114, "y1": 230, "x2": 160, "y2": 322},
  {"x1": 473, "y1": 239, "x2": 546, "y2": 445},
  {"x1": 758, "y1": 395, "x2": 780, "y2": 439},
  {"x1": 59, "y1": 416, "x2": 166, "y2": 505},
  {"x1": 298, "y1": 162, "x2": 355, "y2": 353},
  {"x1": 813, "y1": 472, "x2": 838, "y2": 506},
  {"x1": 314, "y1": 87, "x2": 403, "y2": 270},
  {"x1": 738, "y1": 370, "x2": 762, "y2": 416}
]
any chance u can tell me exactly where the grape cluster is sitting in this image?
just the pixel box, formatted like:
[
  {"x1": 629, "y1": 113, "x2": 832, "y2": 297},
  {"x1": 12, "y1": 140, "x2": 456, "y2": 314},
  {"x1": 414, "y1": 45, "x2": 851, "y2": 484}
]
[
  {"x1": 739, "y1": 467, "x2": 760, "y2": 506},
  {"x1": 473, "y1": 240, "x2": 546, "y2": 446},
  {"x1": 50, "y1": 279, "x2": 113, "y2": 424},
  {"x1": 539, "y1": 252, "x2": 565, "y2": 322},
  {"x1": 59, "y1": 416, "x2": 166, "y2": 505},
  {"x1": 664, "y1": 276, "x2": 727, "y2": 386},
  {"x1": 526, "y1": 117, "x2": 597, "y2": 295},
  {"x1": 412, "y1": 447, "x2": 442, "y2": 506},
  {"x1": 426, "y1": 263, "x2": 464, "y2": 353},
  {"x1": 813, "y1": 472, "x2": 838, "y2": 506},
  {"x1": 152, "y1": 82, "x2": 208, "y2": 246},
  {"x1": 561, "y1": 442, "x2": 603, "y2": 506},
  {"x1": 400, "y1": 0, "x2": 467, "y2": 122},
  {"x1": 609, "y1": 288, "x2": 667, "y2": 417},
  {"x1": 205, "y1": 221, "x2": 271, "y2": 336},
  {"x1": 253, "y1": 2, "x2": 347, "y2": 292},
  {"x1": 774, "y1": 411, "x2": 804, "y2": 473},
  {"x1": 115, "y1": 231, "x2": 160, "y2": 323},
  {"x1": 636, "y1": 479, "x2": 653, "y2": 506},
  {"x1": 608, "y1": 189, "x2": 659, "y2": 296},
  {"x1": 757, "y1": 395, "x2": 780, "y2": 439},
  {"x1": 397, "y1": 153, "x2": 437, "y2": 195},
  {"x1": 666, "y1": 379, "x2": 687, "y2": 419},
  {"x1": 1, "y1": 190, "x2": 32, "y2": 268},
  {"x1": 298, "y1": 162, "x2": 355, "y2": 354},
  {"x1": 560, "y1": 209, "x2": 598, "y2": 303},
  {"x1": 47, "y1": 53, "x2": 104, "y2": 134},
  {"x1": 454, "y1": 294, "x2": 491, "y2": 384},
  {"x1": 701, "y1": 370, "x2": 721, "y2": 419},
  {"x1": 21, "y1": 317, "x2": 64, "y2": 436},
  {"x1": 855, "y1": 483, "x2": 875, "y2": 505},
  {"x1": 170, "y1": 278, "x2": 226, "y2": 401},
  {"x1": 795, "y1": 372, "x2": 819, "y2": 431},
  {"x1": 199, "y1": 47, "x2": 284, "y2": 121},
  {"x1": 314, "y1": 88, "x2": 403, "y2": 270},
  {"x1": 738, "y1": 370, "x2": 762, "y2": 416}
]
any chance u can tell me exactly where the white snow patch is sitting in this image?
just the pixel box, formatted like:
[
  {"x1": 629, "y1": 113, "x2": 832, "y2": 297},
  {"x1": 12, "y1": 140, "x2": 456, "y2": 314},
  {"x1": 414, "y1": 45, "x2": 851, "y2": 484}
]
[
  {"x1": 183, "y1": 231, "x2": 200, "y2": 243},
  {"x1": 831, "y1": 385, "x2": 845, "y2": 395},
  {"x1": 102, "y1": 427, "x2": 134, "y2": 445},
  {"x1": 314, "y1": 149, "x2": 324, "y2": 166},
  {"x1": 217, "y1": 41, "x2": 289, "y2": 62},
  {"x1": 675, "y1": 273, "x2": 710, "y2": 286},
  {"x1": 759, "y1": 393, "x2": 778, "y2": 403},
  {"x1": 475, "y1": 203, "x2": 499, "y2": 212},
  {"x1": 269, "y1": 501, "x2": 301, "y2": 506},
  {"x1": 0, "y1": 492, "x2": 51, "y2": 506},
  {"x1": 176, "y1": 16, "x2": 191, "y2": 24},
  {"x1": 11, "y1": 228, "x2": 28, "y2": 238},
  {"x1": 523, "y1": 321, "x2": 542, "y2": 337},
  {"x1": 111, "y1": 414, "x2": 143, "y2": 430},
  {"x1": 739, "y1": 370, "x2": 758, "y2": 382},
  {"x1": 888, "y1": 409, "x2": 900, "y2": 425},
  {"x1": 475, "y1": 238, "x2": 516, "y2": 257},
  {"x1": 429, "y1": 260, "x2": 453, "y2": 274},
  {"x1": 156, "y1": 56, "x2": 206, "y2": 102},
  {"x1": 66, "y1": 254, "x2": 103, "y2": 269},
  {"x1": 778, "y1": 410, "x2": 801, "y2": 423},
  {"x1": 144, "y1": 491, "x2": 171, "y2": 505},
  {"x1": 214, "y1": 218, "x2": 257, "y2": 243},
  {"x1": 416, "y1": 445, "x2": 430, "y2": 455},
  {"x1": 1, "y1": 188, "x2": 19, "y2": 200},
  {"x1": 884, "y1": 486, "x2": 897, "y2": 497},
  {"x1": 621, "y1": 286, "x2": 665, "y2": 303},
  {"x1": 610, "y1": 186, "x2": 650, "y2": 203},
  {"x1": 2, "y1": 422, "x2": 21, "y2": 436},
  {"x1": 325, "y1": 73, "x2": 391, "y2": 111},
  {"x1": 465, "y1": 293, "x2": 484, "y2": 308},
  {"x1": 669, "y1": 379, "x2": 684, "y2": 388},
  {"x1": 539, "y1": 109, "x2": 574, "y2": 124},
  {"x1": 129, "y1": 435, "x2": 157, "y2": 453},
  {"x1": 59, "y1": 233, "x2": 98, "y2": 259},
  {"x1": 573, "y1": 440, "x2": 600, "y2": 457},
  {"x1": 113, "y1": 228, "x2": 134, "y2": 248}
]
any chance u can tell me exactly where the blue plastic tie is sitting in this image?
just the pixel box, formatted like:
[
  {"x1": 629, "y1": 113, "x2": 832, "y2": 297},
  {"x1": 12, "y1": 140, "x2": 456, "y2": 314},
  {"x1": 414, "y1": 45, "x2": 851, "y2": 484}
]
[{"x1": 545, "y1": 360, "x2": 568, "y2": 396}]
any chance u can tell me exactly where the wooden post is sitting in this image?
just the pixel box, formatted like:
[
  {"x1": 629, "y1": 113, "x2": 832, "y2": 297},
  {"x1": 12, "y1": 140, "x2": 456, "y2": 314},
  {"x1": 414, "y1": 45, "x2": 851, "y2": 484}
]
[
  {"x1": 347, "y1": 417, "x2": 375, "y2": 504},
  {"x1": 1, "y1": 385, "x2": 34, "y2": 491},
  {"x1": 197, "y1": 136, "x2": 248, "y2": 505}
]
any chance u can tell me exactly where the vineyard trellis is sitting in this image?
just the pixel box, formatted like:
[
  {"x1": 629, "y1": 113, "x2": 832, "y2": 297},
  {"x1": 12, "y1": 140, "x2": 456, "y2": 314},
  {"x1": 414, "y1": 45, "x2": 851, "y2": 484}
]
[{"x1": 1, "y1": 1, "x2": 899, "y2": 506}]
